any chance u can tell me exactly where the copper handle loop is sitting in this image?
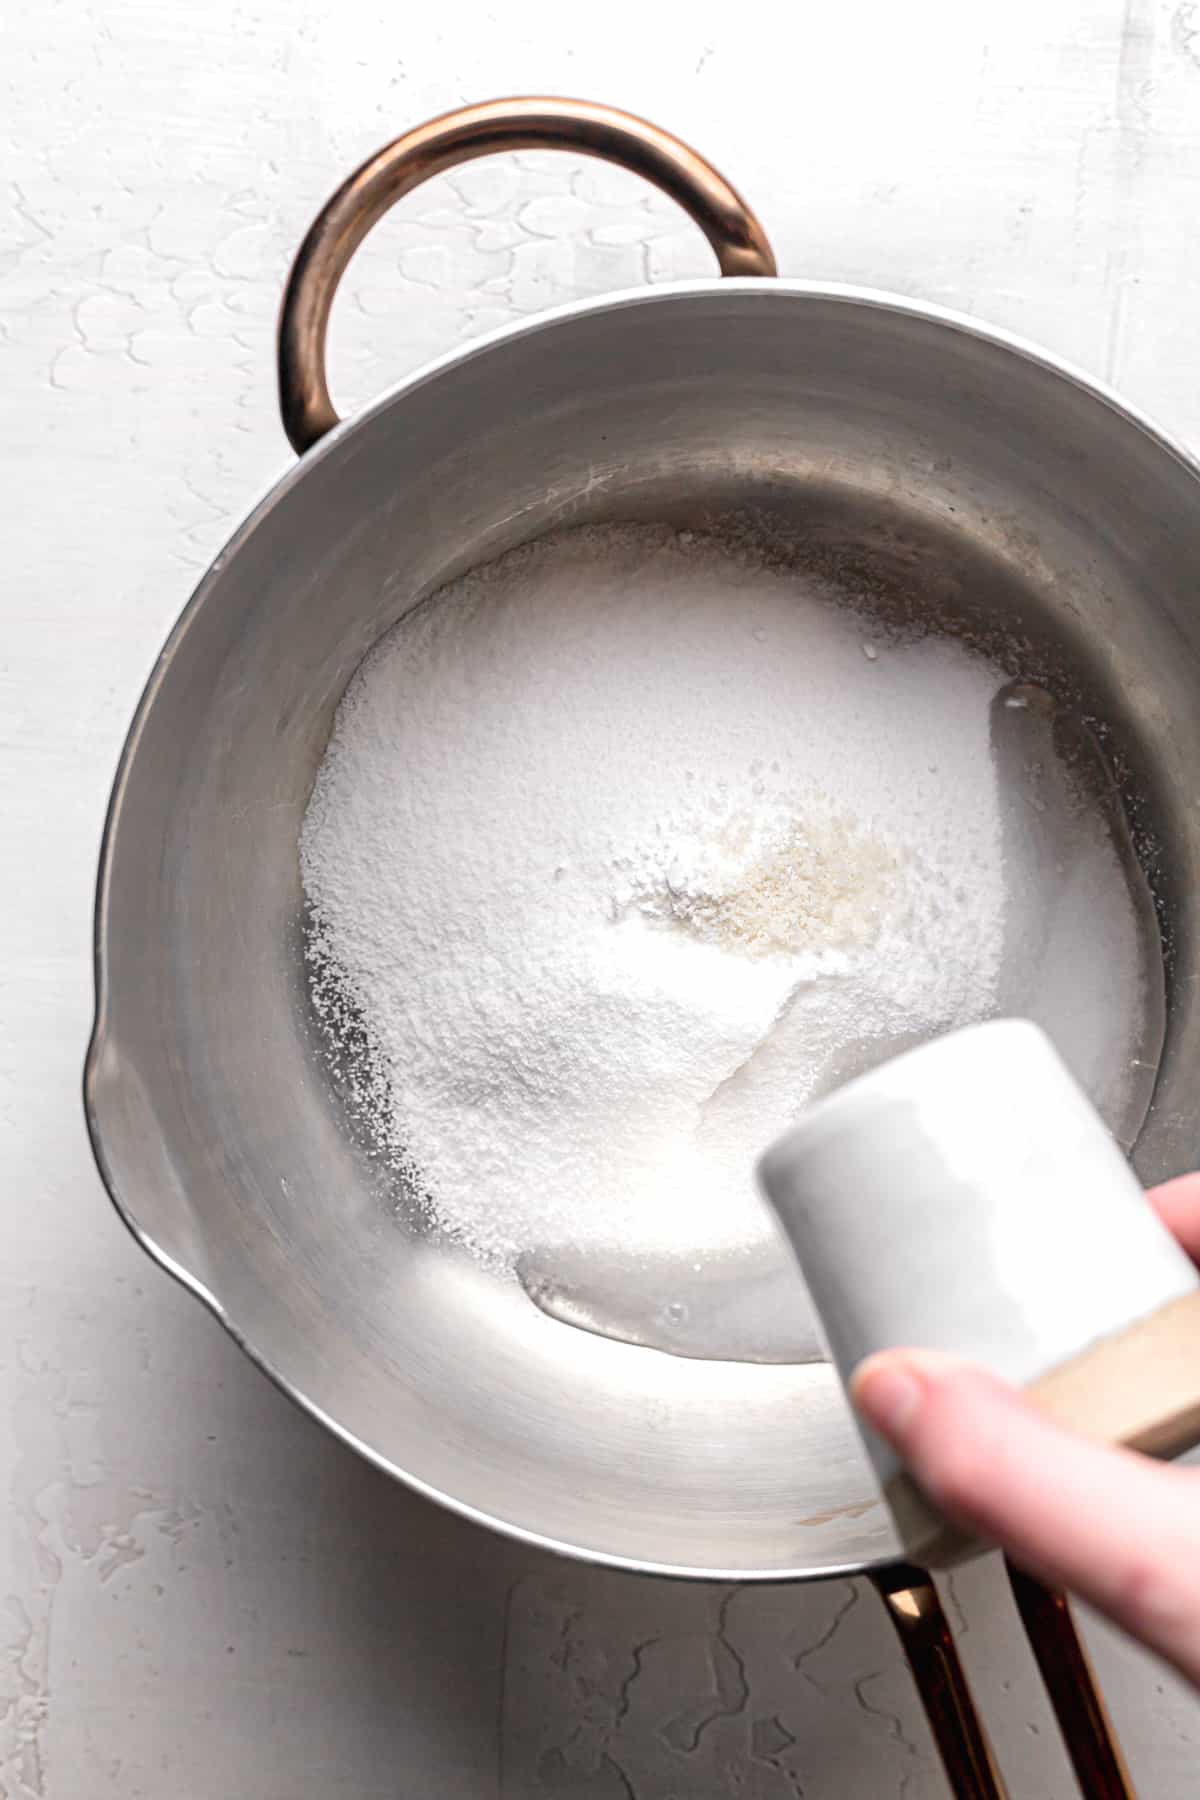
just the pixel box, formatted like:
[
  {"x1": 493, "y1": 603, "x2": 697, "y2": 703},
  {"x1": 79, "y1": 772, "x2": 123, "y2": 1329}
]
[
  {"x1": 873, "y1": 1561, "x2": 1138, "y2": 1799},
  {"x1": 1004, "y1": 1561, "x2": 1137, "y2": 1800},
  {"x1": 872, "y1": 1564, "x2": 1010, "y2": 1800},
  {"x1": 277, "y1": 96, "x2": 777, "y2": 454}
]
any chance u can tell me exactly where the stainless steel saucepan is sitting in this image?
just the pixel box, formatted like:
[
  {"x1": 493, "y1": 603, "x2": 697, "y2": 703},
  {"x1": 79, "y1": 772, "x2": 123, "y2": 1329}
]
[{"x1": 87, "y1": 98, "x2": 1200, "y2": 1796}]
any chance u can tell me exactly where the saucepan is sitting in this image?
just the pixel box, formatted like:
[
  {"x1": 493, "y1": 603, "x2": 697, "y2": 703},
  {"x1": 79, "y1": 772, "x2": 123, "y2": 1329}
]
[{"x1": 86, "y1": 97, "x2": 1200, "y2": 1794}]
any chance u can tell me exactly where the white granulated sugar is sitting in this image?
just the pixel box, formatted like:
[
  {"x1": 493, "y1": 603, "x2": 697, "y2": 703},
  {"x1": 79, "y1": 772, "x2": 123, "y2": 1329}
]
[{"x1": 301, "y1": 524, "x2": 1009, "y2": 1269}]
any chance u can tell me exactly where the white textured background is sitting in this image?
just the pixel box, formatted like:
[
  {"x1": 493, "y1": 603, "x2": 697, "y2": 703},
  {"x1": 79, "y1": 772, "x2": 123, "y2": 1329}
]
[{"x1": 6, "y1": 1, "x2": 1200, "y2": 1794}]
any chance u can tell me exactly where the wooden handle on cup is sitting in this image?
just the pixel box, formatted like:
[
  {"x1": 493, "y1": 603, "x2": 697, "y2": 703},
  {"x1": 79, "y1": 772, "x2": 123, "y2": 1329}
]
[
  {"x1": 883, "y1": 1287, "x2": 1200, "y2": 1569},
  {"x1": 1026, "y1": 1286, "x2": 1200, "y2": 1457}
]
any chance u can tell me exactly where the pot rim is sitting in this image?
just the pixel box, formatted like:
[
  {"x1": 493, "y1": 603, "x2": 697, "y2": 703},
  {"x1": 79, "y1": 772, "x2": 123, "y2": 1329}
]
[{"x1": 83, "y1": 275, "x2": 1200, "y2": 1582}]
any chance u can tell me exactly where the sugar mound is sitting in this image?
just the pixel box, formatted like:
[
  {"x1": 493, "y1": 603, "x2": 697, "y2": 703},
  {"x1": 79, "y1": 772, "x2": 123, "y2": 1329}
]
[{"x1": 301, "y1": 524, "x2": 1021, "y2": 1270}]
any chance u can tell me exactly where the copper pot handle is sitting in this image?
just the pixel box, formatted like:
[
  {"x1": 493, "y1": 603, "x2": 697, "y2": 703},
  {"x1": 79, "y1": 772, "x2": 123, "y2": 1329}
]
[
  {"x1": 277, "y1": 96, "x2": 778, "y2": 454},
  {"x1": 872, "y1": 1562, "x2": 1137, "y2": 1800},
  {"x1": 871, "y1": 1564, "x2": 1009, "y2": 1800},
  {"x1": 1004, "y1": 1561, "x2": 1137, "y2": 1800}
]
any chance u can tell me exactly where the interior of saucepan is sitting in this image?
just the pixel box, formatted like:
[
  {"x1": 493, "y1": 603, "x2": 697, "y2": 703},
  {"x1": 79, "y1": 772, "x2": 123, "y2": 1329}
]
[{"x1": 88, "y1": 284, "x2": 1200, "y2": 1577}]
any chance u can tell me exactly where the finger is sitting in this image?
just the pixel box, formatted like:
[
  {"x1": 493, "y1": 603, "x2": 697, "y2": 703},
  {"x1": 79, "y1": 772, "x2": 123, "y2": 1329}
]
[
  {"x1": 1148, "y1": 1174, "x2": 1200, "y2": 1267},
  {"x1": 853, "y1": 1350, "x2": 1200, "y2": 1686}
]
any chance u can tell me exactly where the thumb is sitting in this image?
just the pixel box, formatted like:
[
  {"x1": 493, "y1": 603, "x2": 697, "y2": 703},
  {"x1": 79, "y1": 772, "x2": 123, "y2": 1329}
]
[{"x1": 853, "y1": 1350, "x2": 1200, "y2": 1686}]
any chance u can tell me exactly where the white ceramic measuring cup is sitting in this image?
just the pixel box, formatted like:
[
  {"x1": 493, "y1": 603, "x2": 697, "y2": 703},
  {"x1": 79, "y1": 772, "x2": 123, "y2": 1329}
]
[{"x1": 758, "y1": 1017, "x2": 1200, "y2": 1561}]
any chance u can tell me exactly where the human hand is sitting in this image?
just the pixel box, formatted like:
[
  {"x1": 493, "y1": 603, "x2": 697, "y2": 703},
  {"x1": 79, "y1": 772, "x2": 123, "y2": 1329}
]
[{"x1": 851, "y1": 1174, "x2": 1200, "y2": 1687}]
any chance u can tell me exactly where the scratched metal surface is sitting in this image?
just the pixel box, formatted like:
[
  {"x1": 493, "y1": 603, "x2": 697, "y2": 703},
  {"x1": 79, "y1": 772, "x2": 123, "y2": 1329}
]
[{"x1": 6, "y1": 0, "x2": 1200, "y2": 1793}]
